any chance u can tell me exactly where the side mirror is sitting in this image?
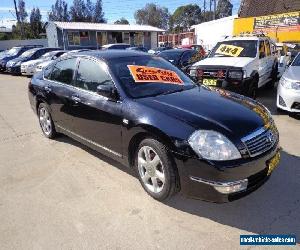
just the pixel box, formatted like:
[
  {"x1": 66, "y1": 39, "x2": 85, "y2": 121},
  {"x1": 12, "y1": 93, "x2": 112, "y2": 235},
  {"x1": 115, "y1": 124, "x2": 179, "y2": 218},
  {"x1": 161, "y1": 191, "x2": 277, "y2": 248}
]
[
  {"x1": 259, "y1": 52, "x2": 265, "y2": 59},
  {"x1": 96, "y1": 85, "x2": 118, "y2": 101}
]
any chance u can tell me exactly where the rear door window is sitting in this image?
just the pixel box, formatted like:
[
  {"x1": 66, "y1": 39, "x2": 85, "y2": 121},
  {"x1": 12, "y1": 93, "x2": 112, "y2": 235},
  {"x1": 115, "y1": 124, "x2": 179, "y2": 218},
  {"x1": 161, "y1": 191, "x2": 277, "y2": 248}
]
[
  {"x1": 75, "y1": 58, "x2": 114, "y2": 92},
  {"x1": 259, "y1": 41, "x2": 266, "y2": 58},
  {"x1": 50, "y1": 58, "x2": 77, "y2": 85}
]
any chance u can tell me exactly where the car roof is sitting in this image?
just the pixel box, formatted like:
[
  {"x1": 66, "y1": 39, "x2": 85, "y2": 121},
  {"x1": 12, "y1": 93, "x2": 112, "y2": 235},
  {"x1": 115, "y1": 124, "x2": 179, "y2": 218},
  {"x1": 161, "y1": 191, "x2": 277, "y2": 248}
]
[
  {"x1": 160, "y1": 48, "x2": 192, "y2": 53},
  {"x1": 73, "y1": 50, "x2": 151, "y2": 60}
]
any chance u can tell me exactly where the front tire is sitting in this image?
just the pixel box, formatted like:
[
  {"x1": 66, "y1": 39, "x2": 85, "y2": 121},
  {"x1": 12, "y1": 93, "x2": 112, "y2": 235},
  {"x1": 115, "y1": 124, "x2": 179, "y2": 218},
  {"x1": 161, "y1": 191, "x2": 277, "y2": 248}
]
[
  {"x1": 247, "y1": 78, "x2": 258, "y2": 99},
  {"x1": 135, "y1": 138, "x2": 178, "y2": 201},
  {"x1": 38, "y1": 103, "x2": 56, "y2": 139}
]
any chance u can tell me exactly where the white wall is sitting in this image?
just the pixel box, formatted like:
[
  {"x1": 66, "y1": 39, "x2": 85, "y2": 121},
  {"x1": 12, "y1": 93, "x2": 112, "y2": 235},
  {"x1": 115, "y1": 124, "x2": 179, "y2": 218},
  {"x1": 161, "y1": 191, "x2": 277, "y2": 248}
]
[
  {"x1": 192, "y1": 15, "x2": 237, "y2": 51},
  {"x1": 0, "y1": 39, "x2": 48, "y2": 50},
  {"x1": 151, "y1": 32, "x2": 158, "y2": 49}
]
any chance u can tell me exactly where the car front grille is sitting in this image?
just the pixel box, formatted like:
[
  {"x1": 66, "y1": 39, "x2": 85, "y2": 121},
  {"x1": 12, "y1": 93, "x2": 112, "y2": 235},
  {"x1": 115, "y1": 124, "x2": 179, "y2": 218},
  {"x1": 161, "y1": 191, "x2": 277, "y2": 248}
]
[
  {"x1": 202, "y1": 69, "x2": 227, "y2": 79},
  {"x1": 242, "y1": 127, "x2": 278, "y2": 157}
]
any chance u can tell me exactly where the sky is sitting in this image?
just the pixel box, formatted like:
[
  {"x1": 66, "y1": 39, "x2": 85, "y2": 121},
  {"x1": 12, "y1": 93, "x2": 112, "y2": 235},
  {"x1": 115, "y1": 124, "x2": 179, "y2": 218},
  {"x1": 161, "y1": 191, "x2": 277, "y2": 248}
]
[{"x1": 0, "y1": 0, "x2": 241, "y2": 28}]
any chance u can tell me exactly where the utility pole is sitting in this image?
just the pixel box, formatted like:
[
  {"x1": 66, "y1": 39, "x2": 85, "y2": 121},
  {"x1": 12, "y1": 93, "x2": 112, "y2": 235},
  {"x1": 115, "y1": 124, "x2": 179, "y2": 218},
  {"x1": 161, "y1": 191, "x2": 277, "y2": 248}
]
[
  {"x1": 13, "y1": 0, "x2": 24, "y2": 38},
  {"x1": 209, "y1": 0, "x2": 212, "y2": 21},
  {"x1": 203, "y1": 0, "x2": 206, "y2": 22},
  {"x1": 213, "y1": 0, "x2": 217, "y2": 20}
]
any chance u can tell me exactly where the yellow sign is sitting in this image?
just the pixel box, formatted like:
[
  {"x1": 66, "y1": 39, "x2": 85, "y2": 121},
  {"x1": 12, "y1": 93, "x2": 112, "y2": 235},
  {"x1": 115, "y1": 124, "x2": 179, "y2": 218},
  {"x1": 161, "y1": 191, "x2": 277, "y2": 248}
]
[
  {"x1": 127, "y1": 65, "x2": 183, "y2": 85},
  {"x1": 216, "y1": 44, "x2": 244, "y2": 57}
]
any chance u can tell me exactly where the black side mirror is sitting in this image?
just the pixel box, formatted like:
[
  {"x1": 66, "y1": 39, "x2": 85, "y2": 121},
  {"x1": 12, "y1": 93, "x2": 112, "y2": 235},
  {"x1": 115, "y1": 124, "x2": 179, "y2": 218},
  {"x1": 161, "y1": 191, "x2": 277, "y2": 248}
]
[
  {"x1": 259, "y1": 52, "x2": 265, "y2": 59},
  {"x1": 96, "y1": 85, "x2": 118, "y2": 101}
]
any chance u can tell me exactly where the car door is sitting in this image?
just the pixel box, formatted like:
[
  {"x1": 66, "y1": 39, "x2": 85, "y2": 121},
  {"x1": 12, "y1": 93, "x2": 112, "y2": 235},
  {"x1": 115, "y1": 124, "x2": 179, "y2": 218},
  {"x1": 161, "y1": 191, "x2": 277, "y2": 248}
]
[
  {"x1": 44, "y1": 57, "x2": 79, "y2": 131},
  {"x1": 258, "y1": 40, "x2": 269, "y2": 87},
  {"x1": 264, "y1": 40, "x2": 274, "y2": 77},
  {"x1": 70, "y1": 57, "x2": 123, "y2": 155}
]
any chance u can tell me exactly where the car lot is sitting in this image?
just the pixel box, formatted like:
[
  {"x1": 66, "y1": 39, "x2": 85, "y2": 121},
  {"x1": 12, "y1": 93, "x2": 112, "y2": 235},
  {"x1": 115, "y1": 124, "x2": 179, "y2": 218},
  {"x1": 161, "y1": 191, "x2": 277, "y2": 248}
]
[{"x1": 0, "y1": 74, "x2": 299, "y2": 249}]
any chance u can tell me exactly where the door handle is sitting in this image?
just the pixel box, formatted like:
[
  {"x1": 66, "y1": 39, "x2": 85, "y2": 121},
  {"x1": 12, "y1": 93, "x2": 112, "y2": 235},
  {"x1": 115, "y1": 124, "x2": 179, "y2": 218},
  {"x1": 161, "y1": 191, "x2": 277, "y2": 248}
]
[
  {"x1": 44, "y1": 86, "x2": 52, "y2": 93},
  {"x1": 71, "y1": 95, "x2": 81, "y2": 104}
]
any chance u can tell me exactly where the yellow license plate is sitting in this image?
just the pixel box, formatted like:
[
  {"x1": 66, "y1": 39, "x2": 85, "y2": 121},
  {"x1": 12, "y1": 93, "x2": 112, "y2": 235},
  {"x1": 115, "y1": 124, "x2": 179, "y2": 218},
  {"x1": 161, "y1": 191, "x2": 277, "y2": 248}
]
[
  {"x1": 203, "y1": 78, "x2": 217, "y2": 86},
  {"x1": 267, "y1": 151, "x2": 280, "y2": 176}
]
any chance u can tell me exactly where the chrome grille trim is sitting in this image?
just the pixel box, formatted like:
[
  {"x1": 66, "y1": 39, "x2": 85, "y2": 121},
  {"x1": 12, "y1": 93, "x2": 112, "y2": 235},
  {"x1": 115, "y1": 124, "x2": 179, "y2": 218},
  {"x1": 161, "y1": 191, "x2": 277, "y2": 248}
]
[{"x1": 241, "y1": 127, "x2": 278, "y2": 157}]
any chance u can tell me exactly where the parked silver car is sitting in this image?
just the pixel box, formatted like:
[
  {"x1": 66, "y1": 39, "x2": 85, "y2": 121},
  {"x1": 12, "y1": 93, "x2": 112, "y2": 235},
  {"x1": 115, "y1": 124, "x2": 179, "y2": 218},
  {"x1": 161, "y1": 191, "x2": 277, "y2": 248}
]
[
  {"x1": 277, "y1": 52, "x2": 300, "y2": 113},
  {"x1": 21, "y1": 50, "x2": 66, "y2": 76}
]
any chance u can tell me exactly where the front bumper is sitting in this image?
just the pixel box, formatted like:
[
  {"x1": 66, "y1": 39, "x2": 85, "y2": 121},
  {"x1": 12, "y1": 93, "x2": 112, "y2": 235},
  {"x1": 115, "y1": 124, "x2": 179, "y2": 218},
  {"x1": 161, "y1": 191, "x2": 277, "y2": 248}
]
[
  {"x1": 0, "y1": 63, "x2": 6, "y2": 72},
  {"x1": 21, "y1": 66, "x2": 36, "y2": 76},
  {"x1": 277, "y1": 83, "x2": 300, "y2": 113},
  {"x1": 7, "y1": 65, "x2": 21, "y2": 75},
  {"x1": 173, "y1": 143, "x2": 280, "y2": 203}
]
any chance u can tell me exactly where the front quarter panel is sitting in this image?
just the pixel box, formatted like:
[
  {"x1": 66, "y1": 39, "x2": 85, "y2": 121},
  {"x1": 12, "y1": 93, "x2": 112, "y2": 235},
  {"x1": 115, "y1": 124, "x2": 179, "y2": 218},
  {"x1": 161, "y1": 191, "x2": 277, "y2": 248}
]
[{"x1": 121, "y1": 98, "x2": 196, "y2": 161}]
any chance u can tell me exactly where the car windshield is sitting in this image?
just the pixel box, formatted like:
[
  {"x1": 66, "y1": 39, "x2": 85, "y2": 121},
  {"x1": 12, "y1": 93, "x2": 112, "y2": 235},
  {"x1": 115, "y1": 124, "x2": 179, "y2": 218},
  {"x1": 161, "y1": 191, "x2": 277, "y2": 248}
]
[
  {"x1": 20, "y1": 49, "x2": 37, "y2": 58},
  {"x1": 210, "y1": 40, "x2": 258, "y2": 58},
  {"x1": 6, "y1": 47, "x2": 21, "y2": 56},
  {"x1": 292, "y1": 54, "x2": 300, "y2": 66},
  {"x1": 159, "y1": 51, "x2": 182, "y2": 64},
  {"x1": 41, "y1": 51, "x2": 55, "y2": 59},
  {"x1": 108, "y1": 56, "x2": 195, "y2": 98}
]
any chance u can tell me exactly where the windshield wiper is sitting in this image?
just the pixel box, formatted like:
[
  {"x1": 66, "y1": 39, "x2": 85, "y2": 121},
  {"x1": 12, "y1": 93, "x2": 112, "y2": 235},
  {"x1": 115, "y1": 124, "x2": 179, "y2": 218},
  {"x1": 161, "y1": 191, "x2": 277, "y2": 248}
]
[{"x1": 161, "y1": 88, "x2": 186, "y2": 96}]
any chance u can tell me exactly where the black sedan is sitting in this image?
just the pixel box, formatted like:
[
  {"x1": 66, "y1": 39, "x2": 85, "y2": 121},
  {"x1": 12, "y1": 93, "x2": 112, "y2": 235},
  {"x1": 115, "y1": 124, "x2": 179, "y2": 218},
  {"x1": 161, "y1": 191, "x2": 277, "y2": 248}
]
[
  {"x1": 28, "y1": 50, "x2": 280, "y2": 202},
  {"x1": 158, "y1": 49, "x2": 198, "y2": 72},
  {"x1": 6, "y1": 47, "x2": 57, "y2": 75}
]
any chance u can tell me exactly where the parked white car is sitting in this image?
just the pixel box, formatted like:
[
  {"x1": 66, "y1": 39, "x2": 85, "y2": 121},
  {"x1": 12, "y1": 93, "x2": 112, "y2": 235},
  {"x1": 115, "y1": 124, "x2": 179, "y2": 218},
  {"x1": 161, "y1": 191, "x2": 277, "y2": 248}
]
[
  {"x1": 276, "y1": 43, "x2": 291, "y2": 78},
  {"x1": 277, "y1": 52, "x2": 300, "y2": 113},
  {"x1": 21, "y1": 50, "x2": 66, "y2": 76},
  {"x1": 190, "y1": 35, "x2": 278, "y2": 98}
]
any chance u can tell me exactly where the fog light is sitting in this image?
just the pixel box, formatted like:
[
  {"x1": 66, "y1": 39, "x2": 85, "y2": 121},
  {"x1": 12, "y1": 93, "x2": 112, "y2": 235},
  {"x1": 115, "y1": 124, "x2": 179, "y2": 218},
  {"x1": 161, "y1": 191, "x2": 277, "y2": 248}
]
[
  {"x1": 279, "y1": 96, "x2": 286, "y2": 107},
  {"x1": 190, "y1": 176, "x2": 248, "y2": 194},
  {"x1": 213, "y1": 179, "x2": 248, "y2": 194}
]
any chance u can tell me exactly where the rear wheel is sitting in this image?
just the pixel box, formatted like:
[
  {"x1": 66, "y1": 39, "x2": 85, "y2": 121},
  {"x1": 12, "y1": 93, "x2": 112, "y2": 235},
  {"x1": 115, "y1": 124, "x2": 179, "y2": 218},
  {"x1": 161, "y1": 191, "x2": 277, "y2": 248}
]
[
  {"x1": 266, "y1": 63, "x2": 278, "y2": 89},
  {"x1": 135, "y1": 138, "x2": 178, "y2": 201},
  {"x1": 38, "y1": 103, "x2": 56, "y2": 139}
]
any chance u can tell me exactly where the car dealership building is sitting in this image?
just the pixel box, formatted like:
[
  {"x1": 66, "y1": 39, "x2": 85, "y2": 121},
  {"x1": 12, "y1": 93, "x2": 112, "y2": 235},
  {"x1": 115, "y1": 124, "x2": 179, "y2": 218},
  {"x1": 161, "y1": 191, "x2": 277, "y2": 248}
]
[{"x1": 45, "y1": 21, "x2": 164, "y2": 50}]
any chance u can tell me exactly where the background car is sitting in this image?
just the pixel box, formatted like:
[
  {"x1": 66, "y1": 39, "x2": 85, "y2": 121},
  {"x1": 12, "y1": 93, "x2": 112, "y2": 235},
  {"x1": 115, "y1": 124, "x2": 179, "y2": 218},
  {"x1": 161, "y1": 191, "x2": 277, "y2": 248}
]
[
  {"x1": 148, "y1": 46, "x2": 172, "y2": 55},
  {"x1": 277, "y1": 52, "x2": 300, "y2": 113},
  {"x1": 126, "y1": 46, "x2": 148, "y2": 52},
  {"x1": 6, "y1": 47, "x2": 57, "y2": 75},
  {"x1": 0, "y1": 45, "x2": 42, "y2": 72},
  {"x1": 276, "y1": 43, "x2": 291, "y2": 78},
  {"x1": 22, "y1": 50, "x2": 66, "y2": 76},
  {"x1": 158, "y1": 49, "x2": 198, "y2": 72},
  {"x1": 101, "y1": 43, "x2": 130, "y2": 50}
]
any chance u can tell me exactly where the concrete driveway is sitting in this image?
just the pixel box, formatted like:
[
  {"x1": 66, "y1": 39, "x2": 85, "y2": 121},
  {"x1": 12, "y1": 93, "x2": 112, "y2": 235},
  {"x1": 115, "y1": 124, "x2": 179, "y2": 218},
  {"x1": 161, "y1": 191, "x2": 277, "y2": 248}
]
[{"x1": 0, "y1": 74, "x2": 299, "y2": 249}]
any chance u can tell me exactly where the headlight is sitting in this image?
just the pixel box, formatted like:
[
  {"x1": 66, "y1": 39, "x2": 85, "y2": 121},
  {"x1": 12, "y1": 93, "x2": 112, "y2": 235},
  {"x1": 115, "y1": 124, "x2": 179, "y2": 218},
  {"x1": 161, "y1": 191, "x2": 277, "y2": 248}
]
[
  {"x1": 188, "y1": 130, "x2": 241, "y2": 161},
  {"x1": 280, "y1": 77, "x2": 300, "y2": 90},
  {"x1": 228, "y1": 70, "x2": 243, "y2": 80}
]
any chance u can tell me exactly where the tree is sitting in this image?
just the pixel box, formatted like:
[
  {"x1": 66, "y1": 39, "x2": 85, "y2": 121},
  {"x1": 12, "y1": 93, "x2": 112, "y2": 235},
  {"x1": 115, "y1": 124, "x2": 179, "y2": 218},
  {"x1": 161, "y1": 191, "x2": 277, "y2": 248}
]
[
  {"x1": 216, "y1": 0, "x2": 233, "y2": 18},
  {"x1": 93, "y1": 0, "x2": 106, "y2": 23},
  {"x1": 70, "y1": 0, "x2": 86, "y2": 22},
  {"x1": 48, "y1": 0, "x2": 69, "y2": 21},
  {"x1": 114, "y1": 17, "x2": 129, "y2": 24},
  {"x1": 18, "y1": 0, "x2": 28, "y2": 23},
  {"x1": 134, "y1": 3, "x2": 170, "y2": 30},
  {"x1": 85, "y1": 0, "x2": 94, "y2": 22},
  {"x1": 30, "y1": 8, "x2": 42, "y2": 38},
  {"x1": 171, "y1": 4, "x2": 202, "y2": 32}
]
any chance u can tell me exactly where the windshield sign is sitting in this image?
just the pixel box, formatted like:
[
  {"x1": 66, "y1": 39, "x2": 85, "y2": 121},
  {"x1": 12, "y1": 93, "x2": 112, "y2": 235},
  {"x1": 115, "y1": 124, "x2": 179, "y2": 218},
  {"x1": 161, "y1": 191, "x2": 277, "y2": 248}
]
[
  {"x1": 128, "y1": 65, "x2": 183, "y2": 85},
  {"x1": 210, "y1": 40, "x2": 258, "y2": 58},
  {"x1": 215, "y1": 44, "x2": 244, "y2": 57}
]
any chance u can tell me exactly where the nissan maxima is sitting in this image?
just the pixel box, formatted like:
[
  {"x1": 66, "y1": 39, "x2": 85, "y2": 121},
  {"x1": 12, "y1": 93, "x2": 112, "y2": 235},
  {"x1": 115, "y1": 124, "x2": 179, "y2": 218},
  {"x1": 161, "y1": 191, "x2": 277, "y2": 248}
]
[{"x1": 28, "y1": 50, "x2": 280, "y2": 202}]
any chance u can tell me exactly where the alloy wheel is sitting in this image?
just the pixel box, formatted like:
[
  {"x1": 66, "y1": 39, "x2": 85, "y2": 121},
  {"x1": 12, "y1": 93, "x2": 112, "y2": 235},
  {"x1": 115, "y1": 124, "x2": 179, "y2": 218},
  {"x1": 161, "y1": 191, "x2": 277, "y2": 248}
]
[
  {"x1": 39, "y1": 107, "x2": 52, "y2": 136},
  {"x1": 137, "y1": 146, "x2": 165, "y2": 194}
]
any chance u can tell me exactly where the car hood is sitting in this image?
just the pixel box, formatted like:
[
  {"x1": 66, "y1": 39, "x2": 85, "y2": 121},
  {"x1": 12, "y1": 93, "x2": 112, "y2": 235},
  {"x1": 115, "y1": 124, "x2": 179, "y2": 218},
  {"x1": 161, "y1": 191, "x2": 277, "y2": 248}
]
[
  {"x1": 283, "y1": 66, "x2": 300, "y2": 81},
  {"x1": 193, "y1": 57, "x2": 254, "y2": 68},
  {"x1": 137, "y1": 87, "x2": 269, "y2": 139}
]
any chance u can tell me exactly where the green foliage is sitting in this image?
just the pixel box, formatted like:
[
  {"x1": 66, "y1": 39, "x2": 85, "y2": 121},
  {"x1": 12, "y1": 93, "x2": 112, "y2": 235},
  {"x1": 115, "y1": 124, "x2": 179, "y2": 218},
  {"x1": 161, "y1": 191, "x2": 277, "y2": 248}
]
[
  {"x1": 30, "y1": 8, "x2": 43, "y2": 38},
  {"x1": 134, "y1": 3, "x2": 170, "y2": 30},
  {"x1": 69, "y1": 0, "x2": 86, "y2": 21},
  {"x1": 18, "y1": 0, "x2": 28, "y2": 23},
  {"x1": 0, "y1": 33, "x2": 11, "y2": 41},
  {"x1": 114, "y1": 18, "x2": 129, "y2": 24},
  {"x1": 216, "y1": 0, "x2": 233, "y2": 18},
  {"x1": 49, "y1": 0, "x2": 69, "y2": 21},
  {"x1": 93, "y1": 0, "x2": 106, "y2": 23},
  {"x1": 171, "y1": 4, "x2": 202, "y2": 32}
]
